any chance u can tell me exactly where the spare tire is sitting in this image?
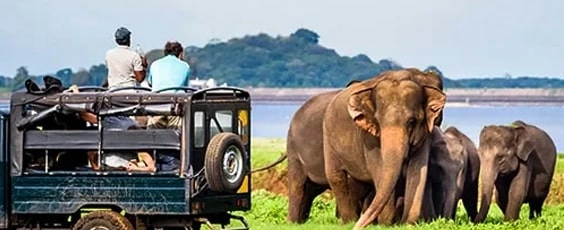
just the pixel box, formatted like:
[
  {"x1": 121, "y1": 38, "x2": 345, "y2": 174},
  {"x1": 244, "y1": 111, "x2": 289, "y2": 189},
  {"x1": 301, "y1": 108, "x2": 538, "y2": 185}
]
[{"x1": 205, "y1": 132, "x2": 247, "y2": 193}]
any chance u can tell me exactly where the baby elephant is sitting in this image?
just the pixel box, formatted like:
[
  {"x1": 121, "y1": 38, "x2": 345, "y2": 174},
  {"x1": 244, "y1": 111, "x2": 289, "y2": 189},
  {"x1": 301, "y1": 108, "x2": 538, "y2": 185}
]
[
  {"x1": 475, "y1": 120, "x2": 557, "y2": 223},
  {"x1": 429, "y1": 126, "x2": 479, "y2": 221}
]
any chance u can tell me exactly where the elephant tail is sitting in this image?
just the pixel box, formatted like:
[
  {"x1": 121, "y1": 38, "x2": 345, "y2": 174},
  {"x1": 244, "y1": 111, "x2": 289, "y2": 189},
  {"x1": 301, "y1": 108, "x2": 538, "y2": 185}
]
[{"x1": 250, "y1": 152, "x2": 288, "y2": 173}]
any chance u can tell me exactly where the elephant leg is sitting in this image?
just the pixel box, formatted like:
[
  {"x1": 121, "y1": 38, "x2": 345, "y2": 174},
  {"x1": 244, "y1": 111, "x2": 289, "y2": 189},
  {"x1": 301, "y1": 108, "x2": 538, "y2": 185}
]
[
  {"x1": 441, "y1": 186, "x2": 459, "y2": 220},
  {"x1": 503, "y1": 165, "x2": 531, "y2": 221},
  {"x1": 325, "y1": 153, "x2": 360, "y2": 223},
  {"x1": 422, "y1": 182, "x2": 437, "y2": 221},
  {"x1": 287, "y1": 162, "x2": 325, "y2": 223},
  {"x1": 461, "y1": 183, "x2": 478, "y2": 221},
  {"x1": 401, "y1": 142, "x2": 431, "y2": 224},
  {"x1": 377, "y1": 190, "x2": 397, "y2": 225},
  {"x1": 335, "y1": 177, "x2": 369, "y2": 220},
  {"x1": 528, "y1": 198, "x2": 544, "y2": 219},
  {"x1": 494, "y1": 179, "x2": 510, "y2": 214},
  {"x1": 348, "y1": 177, "x2": 370, "y2": 217},
  {"x1": 394, "y1": 196, "x2": 405, "y2": 221}
]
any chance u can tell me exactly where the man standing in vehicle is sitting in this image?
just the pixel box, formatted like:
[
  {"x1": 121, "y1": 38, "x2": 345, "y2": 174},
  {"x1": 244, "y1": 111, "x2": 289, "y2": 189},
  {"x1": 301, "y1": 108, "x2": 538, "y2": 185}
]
[
  {"x1": 147, "y1": 41, "x2": 191, "y2": 92},
  {"x1": 105, "y1": 26, "x2": 148, "y2": 89},
  {"x1": 146, "y1": 40, "x2": 191, "y2": 129},
  {"x1": 102, "y1": 27, "x2": 146, "y2": 129}
]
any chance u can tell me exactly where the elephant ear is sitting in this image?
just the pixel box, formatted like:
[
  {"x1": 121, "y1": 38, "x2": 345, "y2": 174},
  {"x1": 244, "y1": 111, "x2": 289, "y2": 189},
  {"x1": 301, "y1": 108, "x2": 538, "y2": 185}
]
[
  {"x1": 347, "y1": 80, "x2": 380, "y2": 136},
  {"x1": 513, "y1": 126, "x2": 534, "y2": 161},
  {"x1": 424, "y1": 86, "x2": 446, "y2": 132}
]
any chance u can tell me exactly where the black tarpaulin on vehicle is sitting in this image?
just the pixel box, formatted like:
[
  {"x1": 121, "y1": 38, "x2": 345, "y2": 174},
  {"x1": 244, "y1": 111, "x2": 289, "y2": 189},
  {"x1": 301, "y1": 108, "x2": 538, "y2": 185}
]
[
  {"x1": 8, "y1": 90, "x2": 191, "y2": 176},
  {"x1": 24, "y1": 129, "x2": 181, "y2": 150}
]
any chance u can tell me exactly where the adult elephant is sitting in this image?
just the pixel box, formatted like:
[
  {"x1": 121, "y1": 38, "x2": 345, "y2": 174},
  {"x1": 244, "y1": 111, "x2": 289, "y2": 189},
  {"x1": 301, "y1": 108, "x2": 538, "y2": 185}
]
[
  {"x1": 323, "y1": 69, "x2": 446, "y2": 229},
  {"x1": 254, "y1": 80, "x2": 371, "y2": 224},
  {"x1": 443, "y1": 126, "x2": 480, "y2": 221},
  {"x1": 474, "y1": 120, "x2": 556, "y2": 223}
]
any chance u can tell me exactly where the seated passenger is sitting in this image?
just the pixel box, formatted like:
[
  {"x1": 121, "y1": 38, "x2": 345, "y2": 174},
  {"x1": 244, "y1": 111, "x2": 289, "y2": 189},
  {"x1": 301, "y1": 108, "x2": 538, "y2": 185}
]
[{"x1": 146, "y1": 40, "x2": 191, "y2": 129}]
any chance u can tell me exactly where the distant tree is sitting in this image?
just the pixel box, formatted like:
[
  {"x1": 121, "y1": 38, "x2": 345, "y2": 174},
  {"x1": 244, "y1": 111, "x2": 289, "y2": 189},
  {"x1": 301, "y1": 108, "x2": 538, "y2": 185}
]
[
  {"x1": 55, "y1": 68, "x2": 73, "y2": 86},
  {"x1": 88, "y1": 64, "x2": 108, "y2": 86},
  {"x1": 207, "y1": 38, "x2": 222, "y2": 45},
  {"x1": 352, "y1": 54, "x2": 372, "y2": 63},
  {"x1": 71, "y1": 69, "x2": 90, "y2": 85},
  {"x1": 15, "y1": 66, "x2": 29, "y2": 79},
  {"x1": 4, "y1": 28, "x2": 564, "y2": 90},
  {"x1": 378, "y1": 59, "x2": 402, "y2": 71},
  {"x1": 290, "y1": 28, "x2": 320, "y2": 44},
  {"x1": 424, "y1": 65, "x2": 444, "y2": 77},
  {"x1": 11, "y1": 66, "x2": 32, "y2": 90}
]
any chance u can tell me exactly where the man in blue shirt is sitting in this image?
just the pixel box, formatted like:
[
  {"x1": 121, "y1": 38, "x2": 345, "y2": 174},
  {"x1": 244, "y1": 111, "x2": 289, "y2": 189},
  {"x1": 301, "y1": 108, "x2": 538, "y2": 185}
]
[
  {"x1": 147, "y1": 41, "x2": 191, "y2": 92},
  {"x1": 146, "y1": 41, "x2": 190, "y2": 172},
  {"x1": 147, "y1": 40, "x2": 191, "y2": 131}
]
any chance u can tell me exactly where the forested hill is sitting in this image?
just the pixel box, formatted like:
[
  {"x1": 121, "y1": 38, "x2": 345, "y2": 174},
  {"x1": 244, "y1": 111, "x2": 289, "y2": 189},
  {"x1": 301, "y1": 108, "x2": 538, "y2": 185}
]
[{"x1": 3, "y1": 28, "x2": 564, "y2": 91}]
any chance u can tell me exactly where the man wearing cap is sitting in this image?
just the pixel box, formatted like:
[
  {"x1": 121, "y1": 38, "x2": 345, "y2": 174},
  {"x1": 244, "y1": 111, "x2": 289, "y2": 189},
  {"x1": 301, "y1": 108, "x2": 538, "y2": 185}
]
[
  {"x1": 105, "y1": 27, "x2": 148, "y2": 89},
  {"x1": 98, "y1": 27, "x2": 147, "y2": 129}
]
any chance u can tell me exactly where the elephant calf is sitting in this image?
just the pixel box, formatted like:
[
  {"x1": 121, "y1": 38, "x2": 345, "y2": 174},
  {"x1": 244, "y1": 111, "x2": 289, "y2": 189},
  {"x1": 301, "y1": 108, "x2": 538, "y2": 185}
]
[
  {"x1": 428, "y1": 126, "x2": 480, "y2": 221},
  {"x1": 474, "y1": 120, "x2": 557, "y2": 223},
  {"x1": 429, "y1": 127, "x2": 468, "y2": 220}
]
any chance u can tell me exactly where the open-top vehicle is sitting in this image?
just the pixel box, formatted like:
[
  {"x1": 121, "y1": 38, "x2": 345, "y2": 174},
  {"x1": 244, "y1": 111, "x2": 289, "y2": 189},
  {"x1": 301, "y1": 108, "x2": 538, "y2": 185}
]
[{"x1": 0, "y1": 83, "x2": 252, "y2": 230}]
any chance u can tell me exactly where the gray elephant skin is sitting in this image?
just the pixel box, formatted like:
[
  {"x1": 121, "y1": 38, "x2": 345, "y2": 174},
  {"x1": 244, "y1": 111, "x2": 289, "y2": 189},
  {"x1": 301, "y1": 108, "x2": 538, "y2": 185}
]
[
  {"x1": 429, "y1": 126, "x2": 480, "y2": 221},
  {"x1": 322, "y1": 69, "x2": 446, "y2": 229},
  {"x1": 474, "y1": 120, "x2": 556, "y2": 222}
]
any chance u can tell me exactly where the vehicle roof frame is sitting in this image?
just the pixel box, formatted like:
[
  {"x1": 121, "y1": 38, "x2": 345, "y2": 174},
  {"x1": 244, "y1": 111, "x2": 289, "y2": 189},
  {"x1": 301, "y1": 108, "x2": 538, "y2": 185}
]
[{"x1": 9, "y1": 86, "x2": 251, "y2": 176}]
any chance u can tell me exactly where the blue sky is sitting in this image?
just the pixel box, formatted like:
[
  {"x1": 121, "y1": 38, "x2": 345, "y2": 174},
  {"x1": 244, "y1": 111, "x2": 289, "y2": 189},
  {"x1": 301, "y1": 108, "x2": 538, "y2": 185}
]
[{"x1": 1, "y1": 0, "x2": 563, "y2": 79}]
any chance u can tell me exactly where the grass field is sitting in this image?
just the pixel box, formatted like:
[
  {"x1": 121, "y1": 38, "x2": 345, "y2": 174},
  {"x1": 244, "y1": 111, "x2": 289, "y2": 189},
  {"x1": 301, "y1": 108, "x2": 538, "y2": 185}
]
[{"x1": 234, "y1": 137, "x2": 564, "y2": 230}]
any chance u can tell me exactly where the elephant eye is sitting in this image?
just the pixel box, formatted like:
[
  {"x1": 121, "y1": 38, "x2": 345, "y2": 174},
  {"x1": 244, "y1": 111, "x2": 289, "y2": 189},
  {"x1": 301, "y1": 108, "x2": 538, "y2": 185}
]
[{"x1": 406, "y1": 117, "x2": 416, "y2": 129}]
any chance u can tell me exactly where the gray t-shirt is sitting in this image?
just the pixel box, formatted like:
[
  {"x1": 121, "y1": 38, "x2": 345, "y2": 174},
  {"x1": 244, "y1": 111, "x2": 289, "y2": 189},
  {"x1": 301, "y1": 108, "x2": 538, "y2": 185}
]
[{"x1": 105, "y1": 45, "x2": 144, "y2": 89}]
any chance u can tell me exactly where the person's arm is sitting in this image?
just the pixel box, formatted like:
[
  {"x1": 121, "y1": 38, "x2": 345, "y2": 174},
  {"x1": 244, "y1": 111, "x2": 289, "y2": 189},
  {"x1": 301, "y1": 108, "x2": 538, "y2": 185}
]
[
  {"x1": 133, "y1": 55, "x2": 146, "y2": 83},
  {"x1": 126, "y1": 152, "x2": 156, "y2": 172},
  {"x1": 79, "y1": 112, "x2": 98, "y2": 124},
  {"x1": 87, "y1": 151, "x2": 100, "y2": 171}
]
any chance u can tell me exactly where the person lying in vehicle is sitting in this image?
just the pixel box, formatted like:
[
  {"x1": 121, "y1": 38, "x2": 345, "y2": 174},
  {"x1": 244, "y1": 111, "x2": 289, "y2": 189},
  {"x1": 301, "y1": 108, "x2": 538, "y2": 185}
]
[{"x1": 87, "y1": 150, "x2": 155, "y2": 172}]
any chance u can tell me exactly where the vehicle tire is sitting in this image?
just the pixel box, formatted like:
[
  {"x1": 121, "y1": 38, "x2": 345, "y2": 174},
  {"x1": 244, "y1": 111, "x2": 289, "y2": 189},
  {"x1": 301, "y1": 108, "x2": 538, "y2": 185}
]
[
  {"x1": 72, "y1": 210, "x2": 134, "y2": 230},
  {"x1": 205, "y1": 132, "x2": 247, "y2": 193}
]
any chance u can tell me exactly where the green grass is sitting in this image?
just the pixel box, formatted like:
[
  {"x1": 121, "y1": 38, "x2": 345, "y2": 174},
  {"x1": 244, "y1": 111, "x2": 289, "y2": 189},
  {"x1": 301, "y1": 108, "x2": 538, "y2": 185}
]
[
  {"x1": 251, "y1": 137, "x2": 287, "y2": 169},
  {"x1": 556, "y1": 154, "x2": 564, "y2": 174},
  {"x1": 243, "y1": 138, "x2": 564, "y2": 230},
  {"x1": 233, "y1": 191, "x2": 564, "y2": 230}
]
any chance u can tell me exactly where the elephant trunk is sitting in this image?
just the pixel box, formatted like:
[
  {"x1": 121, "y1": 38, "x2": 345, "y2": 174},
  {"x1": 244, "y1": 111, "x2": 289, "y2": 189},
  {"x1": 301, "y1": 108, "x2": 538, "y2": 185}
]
[
  {"x1": 442, "y1": 183, "x2": 458, "y2": 219},
  {"x1": 354, "y1": 127, "x2": 407, "y2": 229},
  {"x1": 474, "y1": 162, "x2": 497, "y2": 223}
]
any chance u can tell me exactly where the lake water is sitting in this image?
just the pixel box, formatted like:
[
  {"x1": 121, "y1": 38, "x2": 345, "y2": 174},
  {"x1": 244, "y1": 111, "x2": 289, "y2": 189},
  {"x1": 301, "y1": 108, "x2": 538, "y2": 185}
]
[{"x1": 251, "y1": 103, "x2": 564, "y2": 152}]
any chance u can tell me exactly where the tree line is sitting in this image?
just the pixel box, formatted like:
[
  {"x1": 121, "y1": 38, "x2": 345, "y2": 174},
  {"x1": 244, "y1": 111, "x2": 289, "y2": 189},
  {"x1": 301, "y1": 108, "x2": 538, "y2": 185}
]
[{"x1": 2, "y1": 28, "x2": 564, "y2": 91}]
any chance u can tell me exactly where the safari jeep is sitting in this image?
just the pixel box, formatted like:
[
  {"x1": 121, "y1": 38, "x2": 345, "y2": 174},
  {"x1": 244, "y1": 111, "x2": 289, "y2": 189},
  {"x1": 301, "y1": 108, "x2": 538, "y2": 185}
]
[{"x1": 0, "y1": 85, "x2": 252, "y2": 230}]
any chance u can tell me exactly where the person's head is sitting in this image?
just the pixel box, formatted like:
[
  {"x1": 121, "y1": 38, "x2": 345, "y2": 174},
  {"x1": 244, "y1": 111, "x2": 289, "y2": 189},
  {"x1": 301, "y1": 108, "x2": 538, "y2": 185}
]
[
  {"x1": 114, "y1": 27, "x2": 131, "y2": 46},
  {"x1": 164, "y1": 41, "x2": 184, "y2": 59}
]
